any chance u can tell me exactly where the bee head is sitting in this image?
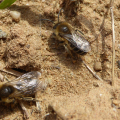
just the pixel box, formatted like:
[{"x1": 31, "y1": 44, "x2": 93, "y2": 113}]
[
  {"x1": 53, "y1": 22, "x2": 71, "y2": 36},
  {"x1": 40, "y1": 8, "x2": 72, "y2": 37},
  {"x1": 0, "y1": 85, "x2": 14, "y2": 98}
]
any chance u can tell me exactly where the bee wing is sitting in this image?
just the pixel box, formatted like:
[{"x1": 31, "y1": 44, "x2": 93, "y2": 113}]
[
  {"x1": 5, "y1": 71, "x2": 47, "y2": 97},
  {"x1": 60, "y1": 30, "x2": 91, "y2": 52}
]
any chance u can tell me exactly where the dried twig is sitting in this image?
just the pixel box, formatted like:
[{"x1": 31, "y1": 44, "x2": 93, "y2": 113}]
[
  {"x1": 82, "y1": 60, "x2": 102, "y2": 81},
  {"x1": 100, "y1": 0, "x2": 112, "y2": 31},
  {"x1": 110, "y1": 0, "x2": 115, "y2": 86},
  {"x1": 0, "y1": 68, "x2": 23, "y2": 77}
]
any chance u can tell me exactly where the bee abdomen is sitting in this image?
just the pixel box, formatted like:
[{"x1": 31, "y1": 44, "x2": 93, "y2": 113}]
[{"x1": 70, "y1": 44, "x2": 87, "y2": 55}]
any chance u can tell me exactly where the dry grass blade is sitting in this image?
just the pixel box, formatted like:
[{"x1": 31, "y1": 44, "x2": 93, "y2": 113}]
[
  {"x1": 0, "y1": 68, "x2": 23, "y2": 77},
  {"x1": 82, "y1": 60, "x2": 102, "y2": 81},
  {"x1": 110, "y1": 0, "x2": 115, "y2": 86}
]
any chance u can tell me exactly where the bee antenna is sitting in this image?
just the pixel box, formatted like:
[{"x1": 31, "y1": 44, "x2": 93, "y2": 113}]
[
  {"x1": 40, "y1": 19, "x2": 54, "y2": 24},
  {"x1": 58, "y1": 8, "x2": 64, "y2": 23}
]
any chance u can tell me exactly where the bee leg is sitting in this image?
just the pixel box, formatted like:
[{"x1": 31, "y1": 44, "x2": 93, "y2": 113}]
[
  {"x1": 0, "y1": 73, "x2": 4, "y2": 82},
  {"x1": 18, "y1": 97, "x2": 39, "y2": 102},
  {"x1": 4, "y1": 75, "x2": 10, "y2": 82},
  {"x1": 0, "y1": 74, "x2": 10, "y2": 82},
  {"x1": 63, "y1": 44, "x2": 77, "y2": 63},
  {"x1": 21, "y1": 96, "x2": 41, "y2": 112},
  {"x1": 35, "y1": 93, "x2": 41, "y2": 112},
  {"x1": 18, "y1": 101, "x2": 29, "y2": 119},
  {"x1": 63, "y1": 44, "x2": 73, "y2": 57},
  {"x1": 75, "y1": 29, "x2": 84, "y2": 36},
  {"x1": 1, "y1": 98, "x2": 15, "y2": 103},
  {"x1": 54, "y1": 41, "x2": 64, "y2": 49}
]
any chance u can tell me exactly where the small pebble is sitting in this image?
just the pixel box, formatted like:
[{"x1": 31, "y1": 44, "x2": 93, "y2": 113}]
[
  {"x1": 117, "y1": 60, "x2": 120, "y2": 69},
  {"x1": 118, "y1": 44, "x2": 120, "y2": 49},
  {"x1": 51, "y1": 64, "x2": 60, "y2": 70},
  {"x1": 0, "y1": 29, "x2": 7, "y2": 39},
  {"x1": 10, "y1": 11, "x2": 21, "y2": 22},
  {"x1": 93, "y1": 82, "x2": 99, "y2": 87},
  {"x1": 105, "y1": 62, "x2": 111, "y2": 69},
  {"x1": 47, "y1": 78, "x2": 52, "y2": 86},
  {"x1": 112, "y1": 100, "x2": 119, "y2": 106},
  {"x1": 94, "y1": 61, "x2": 102, "y2": 71}
]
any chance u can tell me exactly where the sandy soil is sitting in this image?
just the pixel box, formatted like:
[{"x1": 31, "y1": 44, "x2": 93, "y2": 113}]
[{"x1": 0, "y1": 0, "x2": 120, "y2": 120}]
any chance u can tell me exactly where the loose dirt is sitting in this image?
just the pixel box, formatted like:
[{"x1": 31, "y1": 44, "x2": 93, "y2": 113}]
[{"x1": 0, "y1": 0, "x2": 120, "y2": 120}]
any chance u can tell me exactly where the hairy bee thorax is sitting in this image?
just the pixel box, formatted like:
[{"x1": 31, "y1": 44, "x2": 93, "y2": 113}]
[
  {"x1": 53, "y1": 22, "x2": 72, "y2": 36},
  {"x1": 53, "y1": 22, "x2": 73, "y2": 46}
]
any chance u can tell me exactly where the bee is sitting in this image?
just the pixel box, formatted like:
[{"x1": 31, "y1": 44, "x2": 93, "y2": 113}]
[
  {"x1": 0, "y1": 71, "x2": 47, "y2": 118},
  {"x1": 41, "y1": 9, "x2": 91, "y2": 57},
  {"x1": 53, "y1": 22, "x2": 91, "y2": 56}
]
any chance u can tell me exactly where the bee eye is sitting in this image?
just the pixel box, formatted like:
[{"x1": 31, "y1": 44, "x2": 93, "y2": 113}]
[
  {"x1": 0, "y1": 86, "x2": 13, "y2": 97},
  {"x1": 62, "y1": 26, "x2": 68, "y2": 33},
  {"x1": 4, "y1": 87, "x2": 10, "y2": 94}
]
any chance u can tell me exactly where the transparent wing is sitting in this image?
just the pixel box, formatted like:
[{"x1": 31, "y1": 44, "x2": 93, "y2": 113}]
[
  {"x1": 5, "y1": 71, "x2": 47, "y2": 97},
  {"x1": 60, "y1": 30, "x2": 91, "y2": 52}
]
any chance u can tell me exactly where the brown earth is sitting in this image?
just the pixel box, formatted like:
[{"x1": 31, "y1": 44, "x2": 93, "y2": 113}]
[{"x1": 0, "y1": 0, "x2": 120, "y2": 120}]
